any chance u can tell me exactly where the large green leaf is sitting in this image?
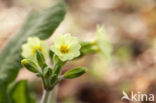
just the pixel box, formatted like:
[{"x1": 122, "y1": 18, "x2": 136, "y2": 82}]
[
  {"x1": 0, "y1": 82, "x2": 11, "y2": 103},
  {"x1": 0, "y1": 1, "x2": 66, "y2": 103},
  {"x1": 10, "y1": 80, "x2": 35, "y2": 103},
  {"x1": 0, "y1": 1, "x2": 66, "y2": 85}
]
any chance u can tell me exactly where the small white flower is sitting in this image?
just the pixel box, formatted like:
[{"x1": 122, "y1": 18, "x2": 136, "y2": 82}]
[
  {"x1": 21, "y1": 37, "x2": 48, "y2": 61},
  {"x1": 50, "y1": 33, "x2": 81, "y2": 61}
]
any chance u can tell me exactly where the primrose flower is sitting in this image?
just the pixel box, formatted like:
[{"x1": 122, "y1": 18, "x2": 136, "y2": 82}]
[
  {"x1": 96, "y1": 26, "x2": 112, "y2": 61},
  {"x1": 21, "y1": 37, "x2": 48, "y2": 61},
  {"x1": 50, "y1": 33, "x2": 81, "y2": 61}
]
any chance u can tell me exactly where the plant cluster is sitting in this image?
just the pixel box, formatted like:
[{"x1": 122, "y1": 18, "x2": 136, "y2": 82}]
[{"x1": 21, "y1": 34, "x2": 88, "y2": 103}]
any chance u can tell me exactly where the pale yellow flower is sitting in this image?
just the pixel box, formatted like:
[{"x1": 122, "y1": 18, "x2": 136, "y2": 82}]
[
  {"x1": 96, "y1": 26, "x2": 112, "y2": 61},
  {"x1": 21, "y1": 37, "x2": 48, "y2": 61},
  {"x1": 50, "y1": 34, "x2": 81, "y2": 61}
]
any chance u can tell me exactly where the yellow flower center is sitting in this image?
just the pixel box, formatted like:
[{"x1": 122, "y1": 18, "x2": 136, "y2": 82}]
[
  {"x1": 59, "y1": 44, "x2": 69, "y2": 54},
  {"x1": 32, "y1": 46, "x2": 42, "y2": 55}
]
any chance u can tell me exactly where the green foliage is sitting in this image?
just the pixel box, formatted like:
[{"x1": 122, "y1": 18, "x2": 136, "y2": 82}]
[
  {"x1": 0, "y1": 82, "x2": 10, "y2": 103},
  {"x1": 0, "y1": 1, "x2": 66, "y2": 103},
  {"x1": 10, "y1": 80, "x2": 36, "y2": 103},
  {"x1": 0, "y1": 0, "x2": 66, "y2": 85},
  {"x1": 21, "y1": 44, "x2": 87, "y2": 92},
  {"x1": 63, "y1": 67, "x2": 88, "y2": 79}
]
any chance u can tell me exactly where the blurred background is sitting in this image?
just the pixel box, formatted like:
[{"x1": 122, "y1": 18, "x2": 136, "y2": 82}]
[{"x1": 0, "y1": 0, "x2": 156, "y2": 103}]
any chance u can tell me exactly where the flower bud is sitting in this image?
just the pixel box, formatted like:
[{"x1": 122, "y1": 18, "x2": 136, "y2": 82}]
[
  {"x1": 63, "y1": 67, "x2": 88, "y2": 79},
  {"x1": 21, "y1": 59, "x2": 38, "y2": 73},
  {"x1": 36, "y1": 49, "x2": 46, "y2": 69},
  {"x1": 49, "y1": 50, "x2": 54, "y2": 64},
  {"x1": 80, "y1": 42, "x2": 97, "y2": 56}
]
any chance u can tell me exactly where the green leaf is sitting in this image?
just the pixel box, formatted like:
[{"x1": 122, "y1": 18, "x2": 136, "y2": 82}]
[
  {"x1": 0, "y1": 81, "x2": 11, "y2": 103},
  {"x1": 63, "y1": 67, "x2": 88, "y2": 79},
  {"x1": 0, "y1": 1, "x2": 66, "y2": 86},
  {"x1": 0, "y1": 1, "x2": 66, "y2": 103},
  {"x1": 10, "y1": 80, "x2": 36, "y2": 103}
]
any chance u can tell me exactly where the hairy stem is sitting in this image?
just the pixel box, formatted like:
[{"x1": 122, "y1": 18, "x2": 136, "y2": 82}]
[
  {"x1": 41, "y1": 90, "x2": 50, "y2": 103},
  {"x1": 50, "y1": 86, "x2": 58, "y2": 103}
]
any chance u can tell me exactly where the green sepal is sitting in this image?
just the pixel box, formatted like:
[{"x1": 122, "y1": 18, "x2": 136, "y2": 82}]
[
  {"x1": 53, "y1": 61, "x2": 65, "y2": 76},
  {"x1": 53, "y1": 55, "x2": 59, "y2": 64},
  {"x1": 36, "y1": 49, "x2": 46, "y2": 69},
  {"x1": 53, "y1": 55, "x2": 66, "y2": 75},
  {"x1": 50, "y1": 74, "x2": 59, "y2": 89},
  {"x1": 63, "y1": 67, "x2": 88, "y2": 79},
  {"x1": 43, "y1": 67, "x2": 53, "y2": 79},
  {"x1": 79, "y1": 42, "x2": 97, "y2": 57},
  {"x1": 21, "y1": 59, "x2": 39, "y2": 73},
  {"x1": 49, "y1": 50, "x2": 54, "y2": 65}
]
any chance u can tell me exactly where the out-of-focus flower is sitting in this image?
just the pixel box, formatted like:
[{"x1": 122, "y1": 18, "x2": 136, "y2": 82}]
[
  {"x1": 96, "y1": 26, "x2": 112, "y2": 61},
  {"x1": 50, "y1": 34, "x2": 81, "y2": 61},
  {"x1": 21, "y1": 37, "x2": 48, "y2": 61}
]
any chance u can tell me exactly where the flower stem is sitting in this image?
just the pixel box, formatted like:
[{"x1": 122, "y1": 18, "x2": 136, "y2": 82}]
[
  {"x1": 50, "y1": 86, "x2": 58, "y2": 103},
  {"x1": 41, "y1": 90, "x2": 50, "y2": 103}
]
